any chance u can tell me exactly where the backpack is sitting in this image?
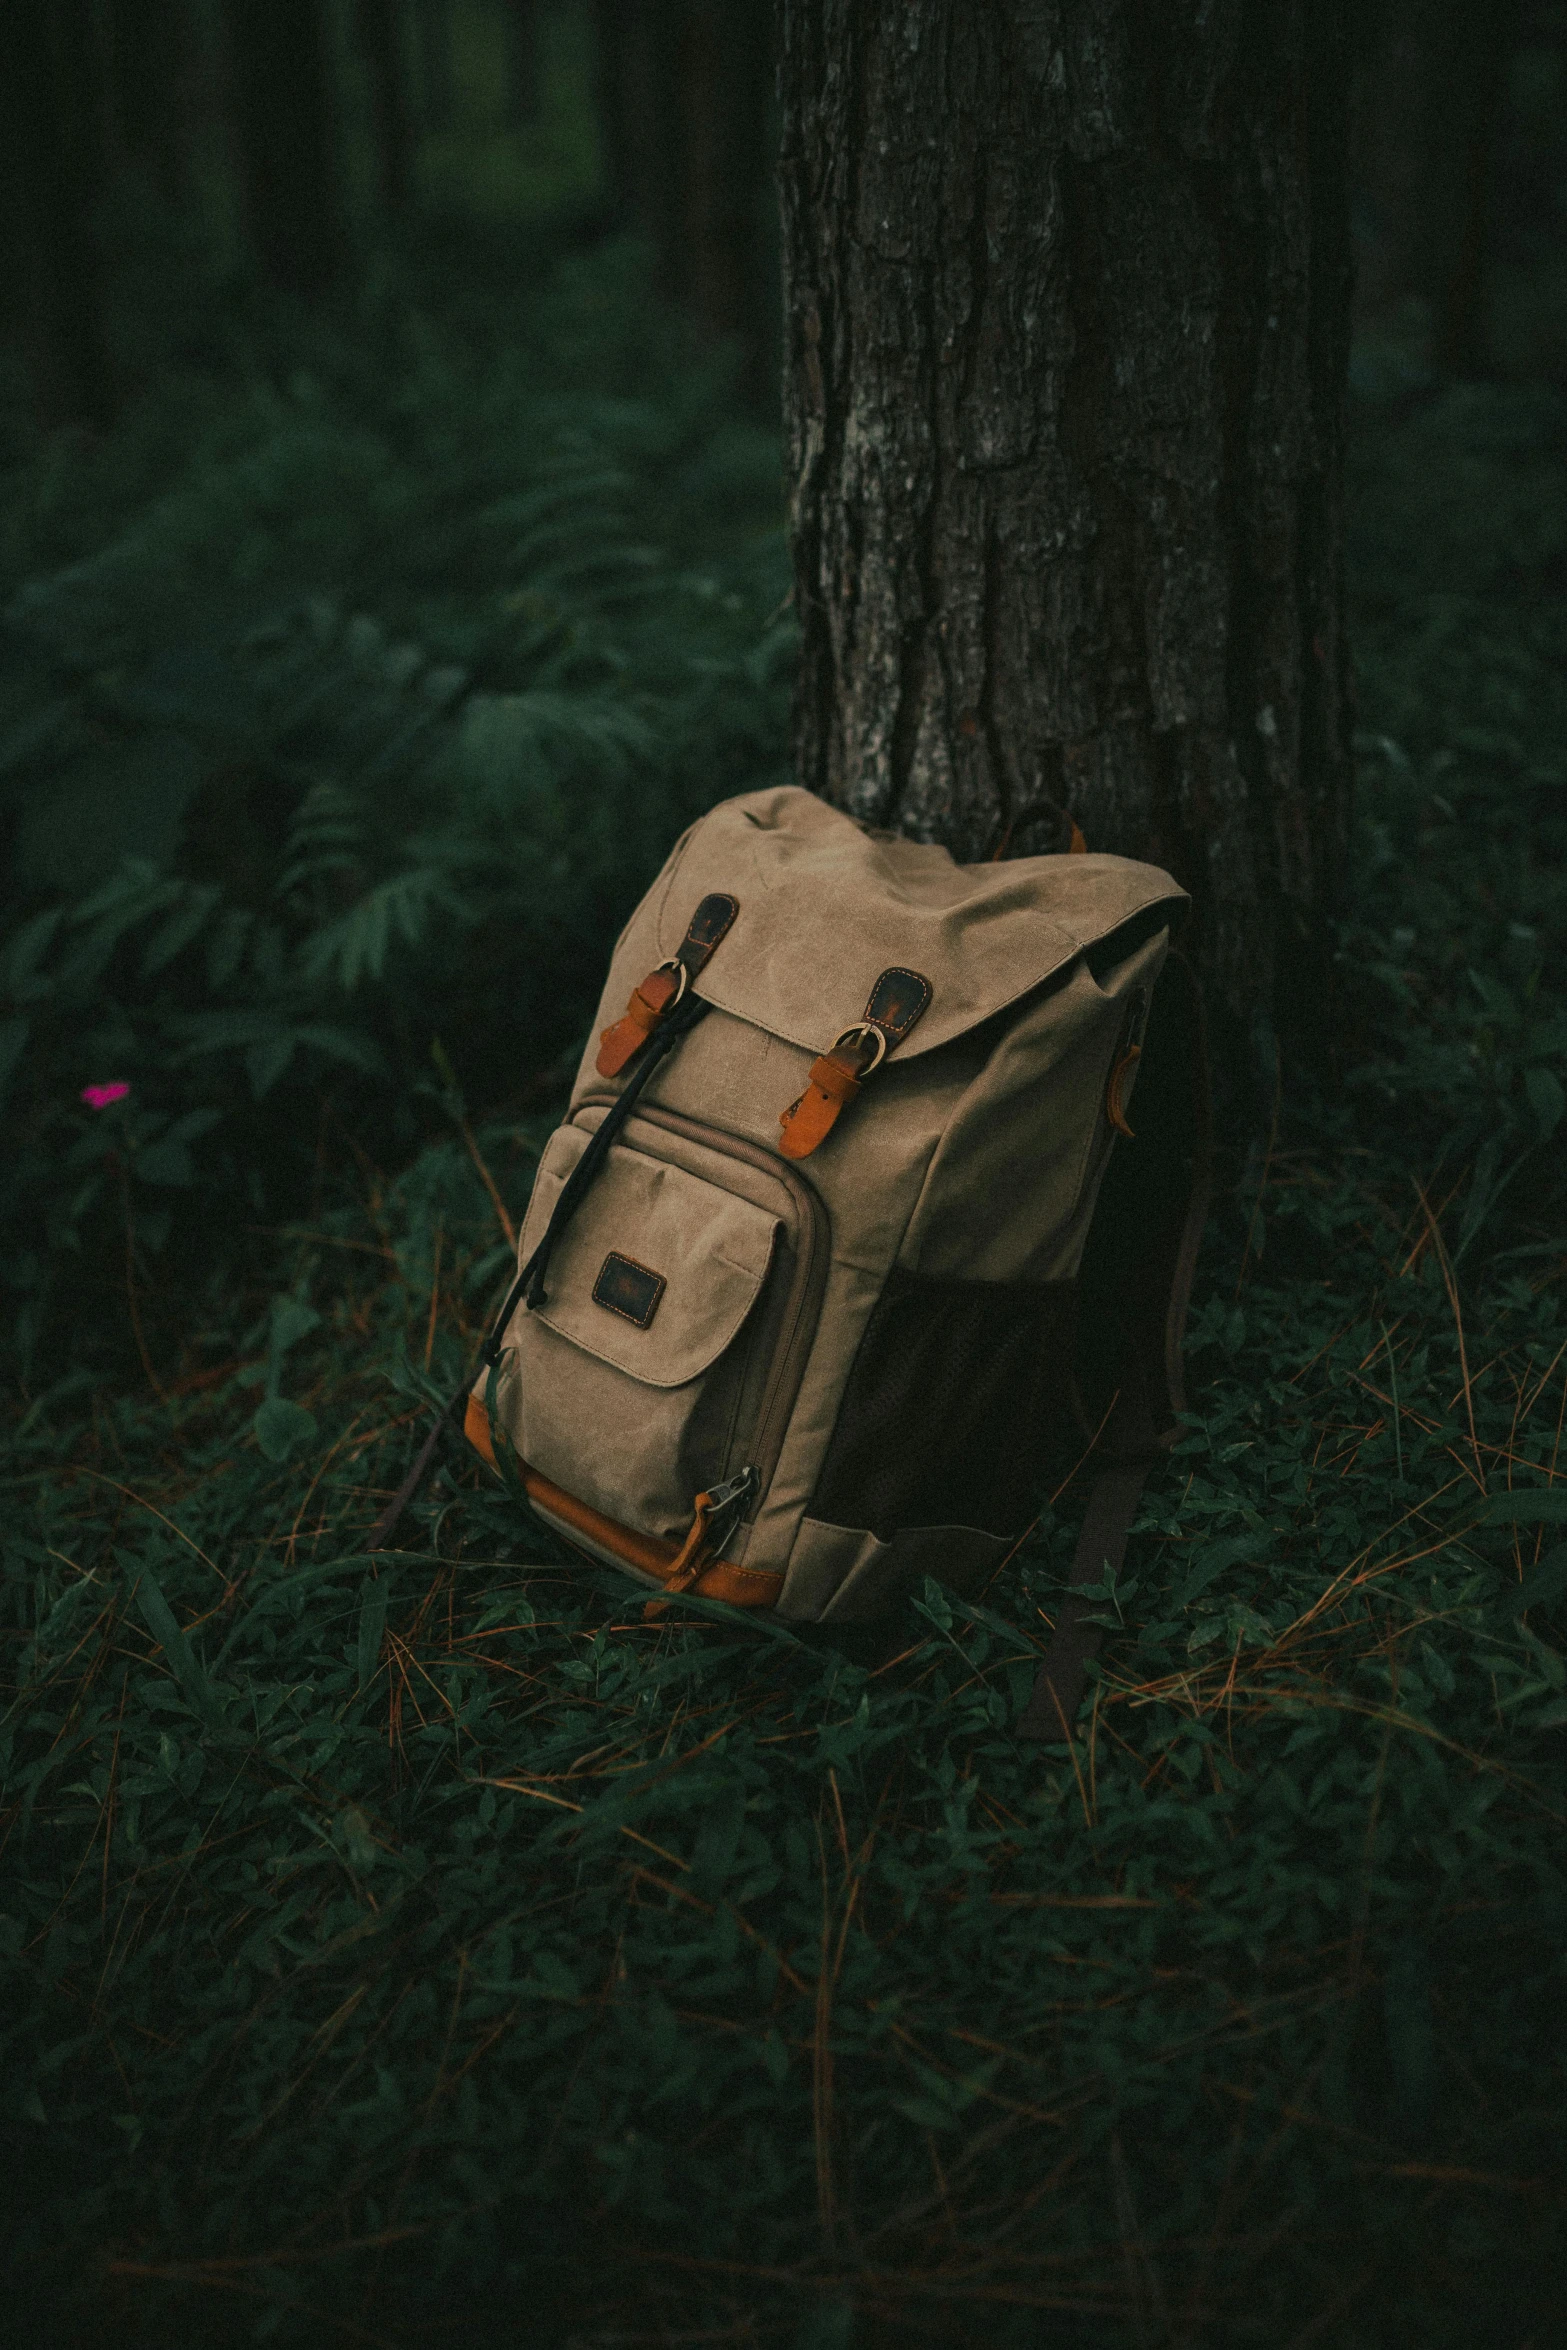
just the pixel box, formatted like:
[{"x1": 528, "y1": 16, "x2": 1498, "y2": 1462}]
[{"x1": 383, "y1": 785, "x2": 1209, "y2": 1738}]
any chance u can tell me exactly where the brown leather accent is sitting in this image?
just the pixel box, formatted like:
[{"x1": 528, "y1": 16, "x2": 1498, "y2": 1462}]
[
  {"x1": 591, "y1": 1251, "x2": 666, "y2": 1328},
  {"x1": 862, "y1": 965, "x2": 933, "y2": 1043},
  {"x1": 778, "y1": 965, "x2": 934, "y2": 1161},
  {"x1": 779, "y1": 1046, "x2": 864, "y2": 1160},
  {"x1": 595, "y1": 965, "x2": 682, "y2": 1078},
  {"x1": 464, "y1": 1389, "x2": 497, "y2": 1467},
  {"x1": 660, "y1": 1501, "x2": 715, "y2": 1592},
  {"x1": 594, "y1": 892, "x2": 740, "y2": 1078},
  {"x1": 682, "y1": 890, "x2": 739, "y2": 961},
  {"x1": 464, "y1": 1392, "x2": 779, "y2": 1606},
  {"x1": 525, "y1": 1468, "x2": 683, "y2": 1579},
  {"x1": 689, "y1": 1559, "x2": 783, "y2": 1607},
  {"x1": 644, "y1": 1559, "x2": 785, "y2": 1616},
  {"x1": 1068, "y1": 820, "x2": 1088, "y2": 853},
  {"x1": 1105, "y1": 1043, "x2": 1141, "y2": 1138}
]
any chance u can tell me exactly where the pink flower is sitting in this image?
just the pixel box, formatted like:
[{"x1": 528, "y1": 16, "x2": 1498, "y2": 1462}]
[{"x1": 81, "y1": 1081, "x2": 131, "y2": 1110}]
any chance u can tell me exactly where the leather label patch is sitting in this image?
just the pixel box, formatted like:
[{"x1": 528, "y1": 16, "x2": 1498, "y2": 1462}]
[{"x1": 592, "y1": 1252, "x2": 666, "y2": 1329}]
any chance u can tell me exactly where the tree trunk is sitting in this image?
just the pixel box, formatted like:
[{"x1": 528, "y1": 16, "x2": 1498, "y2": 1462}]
[
  {"x1": 503, "y1": 0, "x2": 543, "y2": 128},
  {"x1": 674, "y1": 1, "x2": 774, "y2": 378},
  {"x1": 415, "y1": 0, "x2": 454, "y2": 129},
  {"x1": 595, "y1": 0, "x2": 775, "y2": 397},
  {"x1": 1351, "y1": 0, "x2": 1522, "y2": 374},
  {"x1": 226, "y1": 0, "x2": 341, "y2": 298},
  {"x1": 593, "y1": 1, "x2": 679, "y2": 244},
  {"x1": 778, "y1": 1, "x2": 1355, "y2": 1038},
  {"x1": 354, "y1": 0, "x2": 415, "y2": 215},
  {"x1": 106, "y1": 0, "x2": 190, "y2": 204},
  {"x1": 0, "y1": 0, "x2": 115, "y2": 426}
]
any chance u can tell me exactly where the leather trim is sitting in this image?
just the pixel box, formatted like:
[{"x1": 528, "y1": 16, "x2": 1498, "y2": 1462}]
[
  {"x1": 863, "y1": 965, "x2": 933, "y2": 1044},
  {"x1": 463, "y1": 1392, "x2": 782, "y2": 1608},
  {"x1": 681, "y1": 891, "x2": 739, "y2": 967},
  {"x1": 779, "y1": 1046, "x2": 863, "y2": 1160},
  {"x1": 777, "y1": 965, "x2": 932, "y2": 1160},
  {"x1": 594, "y1": 892, "x2": 740, "y2": 1079},
  {"x1": 464, "y1": 1389, "x2": 497, "y2": 1465}
]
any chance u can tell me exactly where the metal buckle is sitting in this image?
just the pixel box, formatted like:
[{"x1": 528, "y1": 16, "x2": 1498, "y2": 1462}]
[
  {"x1": 654, "y1": 956, "x2": 691, "y2": 1007},
  {"x1": 829, "y1": 1021, "x2": 888, "y2": 1074},
  {"x1": 699, "y1": 1466, "x2": 757, "y2": 1548}
]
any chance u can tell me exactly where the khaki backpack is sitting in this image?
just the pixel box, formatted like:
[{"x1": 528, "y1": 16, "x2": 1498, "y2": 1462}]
[{"x1": 377, "y1": 785, "x2": 1209, "y2": 1737}]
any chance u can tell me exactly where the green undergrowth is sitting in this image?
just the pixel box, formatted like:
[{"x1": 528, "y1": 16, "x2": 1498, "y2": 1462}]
[{"x1": 2, "y1": 275, "x2": 1566, "y2": 2348}]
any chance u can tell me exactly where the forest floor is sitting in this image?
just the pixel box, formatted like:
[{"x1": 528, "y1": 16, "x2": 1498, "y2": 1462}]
[{"x1": 2, "y1": 255, "x2": 1566, "y2": 2349}]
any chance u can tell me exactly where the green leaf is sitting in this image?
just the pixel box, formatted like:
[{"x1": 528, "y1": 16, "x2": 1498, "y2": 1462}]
[
  {"x1": 253, "y1": 1398, "x2": 317, "y2": 1462},
  {"x1": 132, "y1": 1565, "x2": 226, "y2": 1728}
]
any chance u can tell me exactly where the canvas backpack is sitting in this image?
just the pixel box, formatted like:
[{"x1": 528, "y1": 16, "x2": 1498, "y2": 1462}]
[{"x1": 378, "y1": 785, "x2": 1209, "y2": 1738}]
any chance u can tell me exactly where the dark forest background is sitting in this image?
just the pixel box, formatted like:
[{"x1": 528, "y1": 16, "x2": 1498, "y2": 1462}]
[{"x1": 2, "y1": 8, "x2": 1565, "y2": 2350}]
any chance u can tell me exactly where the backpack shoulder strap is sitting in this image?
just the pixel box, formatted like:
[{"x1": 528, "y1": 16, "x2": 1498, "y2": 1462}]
[{"x1": 1017, "y1": 953, "x2": 1212, "y2": 1741}]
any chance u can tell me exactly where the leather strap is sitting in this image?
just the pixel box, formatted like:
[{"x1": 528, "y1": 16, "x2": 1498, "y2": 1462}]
[
  {"x1": 1016, "y1": 953, "x2": 1212, "y2": 1742},
  {"x1": 1015, "y1": 1388, "x2": 1159, "y2": 1740},
  {"x1": 779, "y1": 1040, "x2": 868, "y2": 1159},
  {"x1": 779, "y1": 964, "x2": 932, "y2": 1159},
  {"x1": 596, "y1": 891, "x2": 739, "y2": 1077}
]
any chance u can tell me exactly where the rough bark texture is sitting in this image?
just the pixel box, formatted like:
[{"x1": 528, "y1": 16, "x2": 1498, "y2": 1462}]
[{"x1": 779, "y1": 0, "x2": 1354, "y2": 1029}]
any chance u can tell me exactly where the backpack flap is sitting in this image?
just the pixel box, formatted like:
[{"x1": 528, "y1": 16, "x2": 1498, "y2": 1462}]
[{"x1": 577, "y1": 785, "x2": 1188, "y2": 1111}]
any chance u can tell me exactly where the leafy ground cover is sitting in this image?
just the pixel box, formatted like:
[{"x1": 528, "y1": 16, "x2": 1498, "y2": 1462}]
[{"x1": 2, "y1": 261, "x2": 1565, "y2": 2349}]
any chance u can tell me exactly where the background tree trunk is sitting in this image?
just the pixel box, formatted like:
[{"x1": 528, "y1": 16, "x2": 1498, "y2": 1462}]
[
  {"x1": 415, "y1": 0, "x2": 454, "y2": 129},
  {"x1": 503, "y1": 0, "x2": 543, "y2": 128},
  {"x1": 106, "y1": 0, "x2": 190, "y2": 206},
  {"x1": 595, "y1": 0, "x2": 775, "y2": 399},
  {"x1": 778, "y1": 0, "x2": 1355, "y2": 1039},
  {"x1": 0, "y1": 0, "x2": 115, "y2": 426},
  {"x1": 355, "y1": 0, "x2": 415, "y2": 215},
  {"x1": 227, "y1": 0, "x2": 341, "y2": 298}
]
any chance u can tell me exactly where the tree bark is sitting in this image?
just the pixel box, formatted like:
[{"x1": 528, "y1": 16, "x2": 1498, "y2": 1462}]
[
  {"x1": 778, "y1": 0, "x2": 1355, "y2": 1036},
  {"x1": 0, "y1": 0, "x2": 115, "y2": 426},
  {"x1": 226, "y1": 0, "x2": 341, "y2": 299}
]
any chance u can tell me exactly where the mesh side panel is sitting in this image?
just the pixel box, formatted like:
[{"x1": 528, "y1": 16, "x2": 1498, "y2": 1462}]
[{"x1": 808, "y1": 1272, "x2": 1077, "y2": 1541}]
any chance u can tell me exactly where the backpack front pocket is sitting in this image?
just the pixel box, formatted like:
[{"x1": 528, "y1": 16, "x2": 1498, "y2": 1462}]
[{"x1": 488, "y1": 1107, "x2": 826, "y2": 1549}]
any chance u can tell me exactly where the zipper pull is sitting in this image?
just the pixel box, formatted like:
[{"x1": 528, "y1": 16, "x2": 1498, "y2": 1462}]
[{"x1": 655, "y1": 1467, "x2": 759, "y2": 1602}]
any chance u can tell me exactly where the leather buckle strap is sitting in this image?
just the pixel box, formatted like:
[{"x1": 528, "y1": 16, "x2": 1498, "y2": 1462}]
[
  {"x1": 596, "y1": 891, "x2": 738, "y2": 1078},
  {"x1": 779, "y1": 965, "x2": 932, "y2": 1160},
  {"x1": 1015, "y1": 1387, "x2": 1159, "y2": 1744}
]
